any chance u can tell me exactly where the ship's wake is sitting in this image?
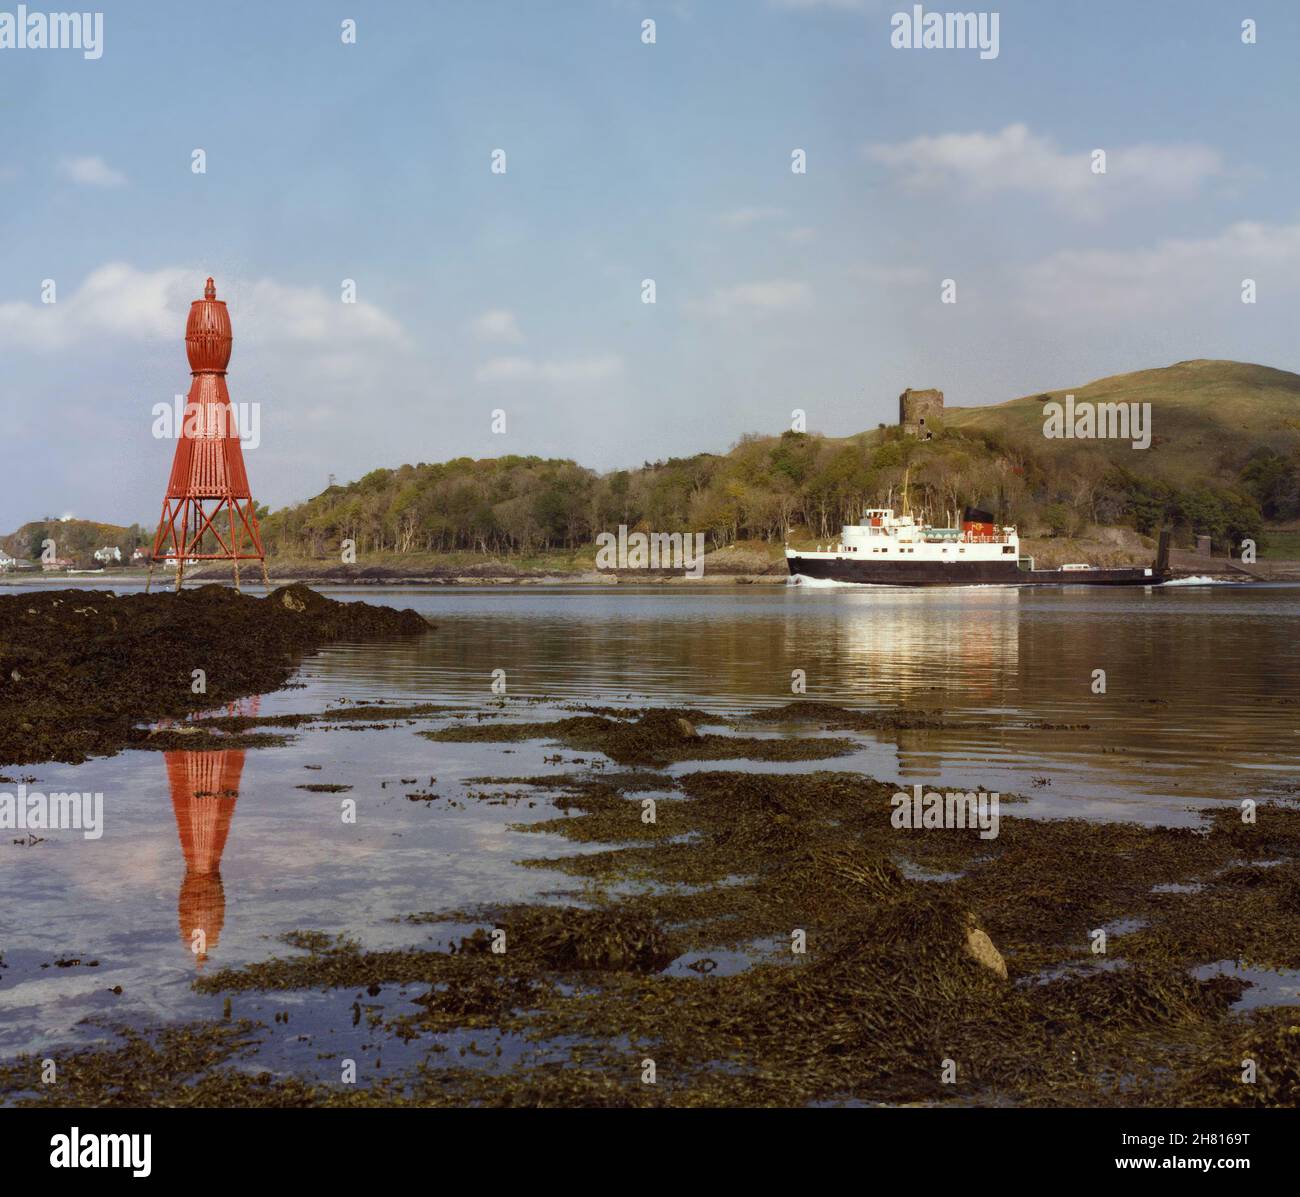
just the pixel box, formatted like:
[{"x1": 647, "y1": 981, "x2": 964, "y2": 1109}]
[
  {"x1": 787, "y1": 573, "x2": 866, "y2": 588},
  {"x1": 1161, "y1": 575, "x2": 1244, "y2": 587}
]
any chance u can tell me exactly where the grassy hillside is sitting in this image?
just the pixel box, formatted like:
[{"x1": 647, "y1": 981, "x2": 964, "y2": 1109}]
[{"x1": 943, "y1": 359, "x2": 1300, "y2": 485}]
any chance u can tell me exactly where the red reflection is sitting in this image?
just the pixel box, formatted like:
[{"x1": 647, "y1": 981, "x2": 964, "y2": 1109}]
[{"x1": 160, "y1": 696, "x2": 259, "y2": 967}]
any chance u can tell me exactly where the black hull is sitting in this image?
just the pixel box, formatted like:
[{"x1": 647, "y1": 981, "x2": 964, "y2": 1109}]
[{"x1": 786, "y1": 556, "x2": 1163, "y2": 587}]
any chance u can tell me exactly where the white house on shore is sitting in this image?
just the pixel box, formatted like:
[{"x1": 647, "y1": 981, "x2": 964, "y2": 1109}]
[{"x1": 93, "y1": 546, "x2": 123, "y2": 564}]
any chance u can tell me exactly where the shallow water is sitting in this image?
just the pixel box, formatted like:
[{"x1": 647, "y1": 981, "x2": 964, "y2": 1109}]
[{"x1": 2, "y1": 581, "x2": 1299, "y2": 1072}]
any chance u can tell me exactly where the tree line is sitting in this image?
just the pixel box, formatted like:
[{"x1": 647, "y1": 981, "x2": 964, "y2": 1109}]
[{"x1": 259, "y1": 427, "x2": 1291, "y2": 559}]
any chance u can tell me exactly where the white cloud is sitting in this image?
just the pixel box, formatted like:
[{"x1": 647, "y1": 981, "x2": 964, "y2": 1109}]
[
  {"x1": 0, "y1": 263, "x2": 188, "y2": 348},
  {"x1": 867, "y1": 123, "x2": 1222, "y2": 216},
  {"x1": 685, "y1": 280, "x2": 811, "y2": 318},
  {"x1": 475, "y1": 354, "x2": 623, "y2": 385},
  {"x1": 471, "y1": 308, "x2": 523, "y2": 343},
  {"x1": 58, "y1": 155, "x2": 127, "y2": 187},
  {"x1": 242, "y1": 279, "x2": 404, "y2": 345},
  {"x1": 1017, "y1": 219, "x2": 1300, "y2": 324},
  {"x1": 0, "y1": 263, "x2": 404, "y2": 352}
]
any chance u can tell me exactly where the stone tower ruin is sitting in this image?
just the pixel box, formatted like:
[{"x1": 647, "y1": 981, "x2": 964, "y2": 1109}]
[{"x1": 899, "y1": 388, "x2": 943, "y2": 439}]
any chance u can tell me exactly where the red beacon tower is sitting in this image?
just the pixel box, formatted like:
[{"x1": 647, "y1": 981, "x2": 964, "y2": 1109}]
[{"x1": 147, "y1": 277, "x2": 269, "y2": 592}]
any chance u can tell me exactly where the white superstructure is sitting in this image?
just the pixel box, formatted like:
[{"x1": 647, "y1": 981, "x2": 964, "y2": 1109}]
[{"x1": 785, "y1": 508, "x2": 1021, "y2": 565}]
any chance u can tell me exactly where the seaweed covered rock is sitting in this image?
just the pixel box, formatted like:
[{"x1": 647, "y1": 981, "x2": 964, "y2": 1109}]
[
  {"x1": 266, "y1": 584, "x2": 428, "y2": 639},
  {"x1": 556, "y1": 709, "x2": 702, "y2": 764},
  {"x1": 426, "y1": 707, "x2": 857, "y2": 766},
  {"x1": 0, "y1": 585, "x2": 430, "y2": 766},
  {"x1": 458, "y1": 907, "x2": 677, "y2": 973},
  {"x1": 1172, "y1": 1010, "x2": 1300, "y2": 1106}
]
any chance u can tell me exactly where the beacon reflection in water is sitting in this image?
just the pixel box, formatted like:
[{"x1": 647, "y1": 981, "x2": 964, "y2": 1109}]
[{"x1": 158, "y1": 697, "x2": 257, "y2": 967}]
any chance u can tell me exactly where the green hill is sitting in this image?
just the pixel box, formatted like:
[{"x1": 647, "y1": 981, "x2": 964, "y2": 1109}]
[{"x1": 942, "y1": 359, "x2": 1300, "y2": 486}]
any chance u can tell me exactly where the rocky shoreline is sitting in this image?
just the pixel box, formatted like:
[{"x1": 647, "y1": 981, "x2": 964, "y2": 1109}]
[
  {"x1": 0, "y1": 586, "x2": 1293, "y2": 1107},
  {"x1": 0, "y1": 584, "x2": 430, "y2": 767},
  {"x1": 1, "y1": 698, "x2": 1297, "y2": 1106}
]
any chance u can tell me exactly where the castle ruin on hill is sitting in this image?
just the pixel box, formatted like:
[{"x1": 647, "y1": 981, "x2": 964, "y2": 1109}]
[{"x1": 899, "y1": 388, "x2": 943, "y2": 439}]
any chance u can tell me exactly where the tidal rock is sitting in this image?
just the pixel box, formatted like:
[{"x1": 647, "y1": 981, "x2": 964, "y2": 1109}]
[{"x1": 963, "y1": 916, "x2": 1008, "y2": 979}]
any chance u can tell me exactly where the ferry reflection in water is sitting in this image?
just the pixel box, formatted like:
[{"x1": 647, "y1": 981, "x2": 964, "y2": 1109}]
[
  {"x1": 157, "y1": 698, "x2": 256, "y2": 967},
  {"x1": 785, "y1": 585, "x2": 1021, "y2": 703},
  {"x1": 814, "y1": 588, "x2": 1021, "y2": 780}
]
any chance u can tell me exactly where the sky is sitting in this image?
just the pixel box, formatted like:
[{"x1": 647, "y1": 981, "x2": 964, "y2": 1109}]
[{"x1": 3, "y1": 0, "x2": 1299, "y2": 528}]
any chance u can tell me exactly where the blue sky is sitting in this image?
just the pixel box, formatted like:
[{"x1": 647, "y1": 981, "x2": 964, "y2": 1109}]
[{"x1": 3, "y1": 0, "x2": 1299, "y2": 527}]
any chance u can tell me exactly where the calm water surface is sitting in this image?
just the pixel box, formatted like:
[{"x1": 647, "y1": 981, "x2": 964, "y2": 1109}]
[{"x1": 2, "y1": 581, "x2": 1298, "y2": 1077}]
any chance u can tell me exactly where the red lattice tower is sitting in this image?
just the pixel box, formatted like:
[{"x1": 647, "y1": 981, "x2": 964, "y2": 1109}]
[{"x1": 147, "y1": 277, "x2": 269, "y2": 592}]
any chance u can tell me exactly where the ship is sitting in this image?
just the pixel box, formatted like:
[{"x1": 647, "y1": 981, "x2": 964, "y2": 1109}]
[{"x1": 786, "y1": 504, "x2": 1169, "y2": 587}]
